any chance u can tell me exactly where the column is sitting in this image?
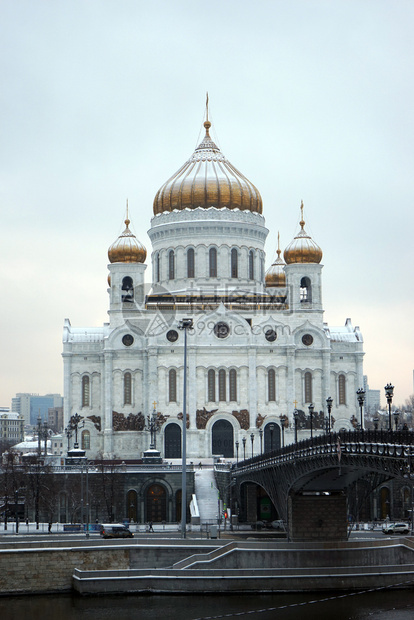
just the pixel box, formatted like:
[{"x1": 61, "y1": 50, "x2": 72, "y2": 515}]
[
  {"x1": 103, "y1": 350, "x2": 113, "y2": 457},
  {"x1": 62, "y1": 353, "x2": 72, "y2": 428},
  {"x1": 248, "y1": 349, "x2": 257, "y2": 428},
  {"x1": 188, "y1": 346, "x2": 197, "y2": 430}
]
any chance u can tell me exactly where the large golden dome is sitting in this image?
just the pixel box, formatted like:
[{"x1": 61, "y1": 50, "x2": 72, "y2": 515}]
[
  {"x1": 153, "y1": 120, "x2": 262, "y2": 215},
  {"x1": 265, "y1": 233, "x2": 286, "y2": 287},
  {"x1": 108, "y1": 215, "x2": 147, "y2": 264},
  {"x1": 283, "y1": 202, "x2": 322, "y2": 265}
]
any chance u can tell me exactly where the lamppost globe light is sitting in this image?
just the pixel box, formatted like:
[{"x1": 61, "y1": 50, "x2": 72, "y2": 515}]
[
  {"x1": 384, "y1": 383, "x2": 394, "y2": 431},
  {"x1": 356, "y1": 388, "x2": 365, "y2": 431}
]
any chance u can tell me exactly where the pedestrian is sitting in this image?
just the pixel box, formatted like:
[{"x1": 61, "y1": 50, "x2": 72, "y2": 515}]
[
  {"x1": 148, "y1": 521, "x2": 154, "y2": 532},
  {"x1": 198, "y1": 461, "x2": 202, "y2": 469},
  {"x1": 48, "y1": 522, "x2": 52, "y2": 533}
]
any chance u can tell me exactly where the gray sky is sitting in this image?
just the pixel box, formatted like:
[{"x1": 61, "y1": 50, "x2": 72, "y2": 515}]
[{"x1": 1, "y1": 0, "x2": 413, "y2": 409}]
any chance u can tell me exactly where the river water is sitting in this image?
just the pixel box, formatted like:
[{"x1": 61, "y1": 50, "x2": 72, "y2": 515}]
[{"x1": 0, "y1": 590, "x2": 413, "y2": 620}]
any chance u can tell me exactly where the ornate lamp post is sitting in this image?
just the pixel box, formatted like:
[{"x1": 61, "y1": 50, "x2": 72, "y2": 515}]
[
  {"x1": 178, "y1": 317, "x2": 193, "y2": 539},
  {"x1": 269, "y1": 423, "x2": 275, "y2": 451},
  {"x1": 384, "y1": 383, "x2": 394, "y2": 431},
  {"x1": 308, "y1": 403, "x2": 314, "y2": 440},
  {"x1": 356, "y1": 388, "x2": 365, "y2": 431},
  {"x1": 326, "y1": 397, "x2": 333, "y2": 433},
  {"x1": 242, "y1": 436, "x2": 246, "y2": 460},
  {"x1": 259, "y1": 428, "x2": 263, "y2": 454},
  {"x1": 373, "y1": 416, "x2": 379, "y2": 431},
  {"x1": 250, "y1": 433, "x2": 254, "y2": 458},
  {"x1": 280, "y1": 415, "x2": 287, "y2": 448},
  {"x1": 293, "y1": 410, "x2": 299, "y2": 444},
  {"x1": 235, "y1": 440, "x2": 239, "y2": 464}
]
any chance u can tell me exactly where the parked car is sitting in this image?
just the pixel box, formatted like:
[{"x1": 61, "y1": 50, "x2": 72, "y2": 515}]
[
  {"x1": 382, "y1": 522, "x2": 410, "y2": 535},
  {"x1": 99, "y1": 523, "x2": 134, "y2": 539}
]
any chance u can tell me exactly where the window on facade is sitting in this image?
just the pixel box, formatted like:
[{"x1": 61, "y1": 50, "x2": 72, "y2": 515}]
[
  {"x1": 268, "y1": 369, "x2": 276, "y2": 402},
  {"x1": 249, "y1": 250, "x2": 254, "y2": 280},
  {"x1": 124, "y1": 372, "x2": 132, "y2": 405},
  {"x1": 209, "y1": 247, "x2": 217, "y2": 277},
  {"x1": 81, "y1": 430, "x2": 90, "y2": 450},
  {"x1": 338, "y1": 374, "x2": 346, "y2": 405},
  {"x1": 82, "y1": 376, "x2": 90, "y2": 407},
  {"x1": 219, "y1": 369, "x2": 226, "y2": 401},
  {"x1": 229, "y1": 369, "x2": 237, "y2": 402},
  {"x1": 208, "y1": 369, "x2": 216, "y2": 402},
  {"x1": 168, "y1": 250, "x2": 175, "y2": 280},
  {"x1": 300, "y1": 277, "x2": 312, "y2": 303},
  {"x1": 156, "y1": 253, "x2": 160, "y2": 283},
  {"x1": 187, "y1": 248, "x2": 195, "y2": 278},
  {"x1": 231, "y1": 249, "x2": 238, "y2": 278},
  {"x1": 121, "y1": 276, "x2": 134, "y2": 302},
  {"x1": 304, "y1": 371, "x2": 312, "y2": 403},
  {"x1": 169, "y1": 369, "x2": 177, "y2": 403}
]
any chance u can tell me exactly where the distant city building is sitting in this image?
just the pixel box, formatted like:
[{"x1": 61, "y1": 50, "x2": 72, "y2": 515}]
[
  {"x1": 11, "y1": 393, "x2": 63, "y2": 426},
  {"x1": 48, "y1": 407, "x2": 64, "y2": 433},
  {"x1": 51, "y1": 434, "x2": 64, "y2": 457},
  {"x1": 363, "y1": 376, "x2": 381, "y2": 416},
  {"x1": 0, "y1": 412, "x2": 24, "y2": 444}
]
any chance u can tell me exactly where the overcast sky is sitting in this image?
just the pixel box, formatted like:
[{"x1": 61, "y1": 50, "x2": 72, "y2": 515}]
[{"x1": 1, "y1": 0, "x2": 413, "y2": 410}]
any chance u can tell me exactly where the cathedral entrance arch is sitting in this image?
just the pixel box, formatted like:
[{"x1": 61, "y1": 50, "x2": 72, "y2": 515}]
[
  {"x1": 212, "y1": 419, "x2": 234, "y2": 458},
  {"x1": 146, "y1": 484, "x2": 167, "y2": 522},
  {"x1": 127, "y1": 489, "x2": 137, "y2": 522},
  {"x1": 264, "y1": 422, "x2": 281, "y2": 452},
  {"x1": 164, "y1": 423, "x2": 181, "y2": 458}
]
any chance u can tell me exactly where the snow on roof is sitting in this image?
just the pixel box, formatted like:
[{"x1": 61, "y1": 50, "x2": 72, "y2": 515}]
[{"x1": 324, "y1": 318, "x2": 363, "y2": 343}]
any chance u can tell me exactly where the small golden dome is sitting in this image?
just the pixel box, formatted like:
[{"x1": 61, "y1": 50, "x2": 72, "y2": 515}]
[
  {"x1": 108, "y1": 214, "x2": 147, "y2": 264},
  {"x1": 265, "y1": 233, "x2": 286, "y2": 287},
  {"x1": 284, "y1": 202, "x2": 322, "y2": 265},
  {"x1": 107, "y1": 274, "x2": 111, "y2": 286},
  {"x1": 153, "y1": 119, "x2": 262, "y2": 215}
]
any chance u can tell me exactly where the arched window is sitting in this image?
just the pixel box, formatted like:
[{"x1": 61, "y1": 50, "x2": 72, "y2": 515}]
[
  {"x1": 219, "y1": 369, "x2": 226, "y2": 402},
  {"x1": 300, "y1": 277, "x2": 312, "y2": 302},
  {"x1": 168, "y1": 250, "x2": 175, "y2": 280},
  {"x1": 212, "y1": 419, "x2": 234, "y2": 458},
  {"x1": 338, "y1": 374, "x2": 346, "y2": 405},
  {"x1": 304, "y1": 371, "x2": 312, "y2": 403},
  {"x1": 209, "y1": 247, "x2": 217, "y2": 277},
  {"x1": 249, "y1": 250, "x2": 254, "y2": 280},
  {"x1": 155, "y1": 253, "x2": 160, "y2": 283},
  {"x1": 81, "y1": 430, "x2": 90, "y2": 450},
  {"x1": 187, "y1": 248, "x2": 195, "y2": 278},
  {"x1": 208, "y1": 369, "x2": 216, "y2": 402},
  {"x1": 229, "y1": 369, "x2": 237, "y2": 401},
  {"x1": 169, "y1": 369, "x2": 177, "y2": 403},
  {"x1": 268, "y1": 369, "x2": 276, "y2": 402},
  {"x1": 231, "y1": 249, "x2": 238, "y2": 278},
  {"x1": 127, "y1": 489, "x2": 138, "y2": 522},
  {"x1": 82, "y1": 376, "x2": 90, "y2": 407},
  {"x1": 164, "y1": 423, "x2": 181, "y2": 458},
  {"x1": 124, "y1": 372, "x2": 132, "y2": 405},
  {"x1": 146, "y1": 484, "x2": 167, "y2": 523},
  {"x1": 121, "y1": 276, "x2": 134, "y2": 302}
]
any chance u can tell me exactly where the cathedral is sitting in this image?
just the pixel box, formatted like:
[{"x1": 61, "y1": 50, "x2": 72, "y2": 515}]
[{"x1": 62, "y1": 111, "x2": 364, "y2": 460}]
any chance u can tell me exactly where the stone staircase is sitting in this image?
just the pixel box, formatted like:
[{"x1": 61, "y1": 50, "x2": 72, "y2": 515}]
[{"x1": 194, "y1": 468, "x2": 220, "y2": 525}]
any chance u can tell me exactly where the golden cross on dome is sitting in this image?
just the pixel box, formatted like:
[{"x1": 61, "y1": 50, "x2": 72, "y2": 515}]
[
  {"x1": 125, "y1": 198, "x2": 130, "y2": 227},
  {"x1": 206, "y1": 91, "x2": 209, "y2": 122},
  {"x1": 293, "y1": 399, "x2": 298, "y2": 408},
  {"x1": 152, "y1": 401, "x2": 157, "y2": 410}
]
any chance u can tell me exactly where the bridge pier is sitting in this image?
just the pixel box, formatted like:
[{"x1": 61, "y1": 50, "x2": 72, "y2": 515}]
[{"x1": 288, "y1": 492, "x2": 348, "y2": 542}]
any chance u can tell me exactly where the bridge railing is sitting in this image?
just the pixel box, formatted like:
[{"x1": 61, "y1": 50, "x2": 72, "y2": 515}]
[{"x1": 233, "y1": 429, "x2": 414, "y2": 472}]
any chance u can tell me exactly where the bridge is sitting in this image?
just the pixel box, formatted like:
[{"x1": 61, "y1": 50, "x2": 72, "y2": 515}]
[{"x1": 228, "y1": 430, "x2": 414, "y2": 542}]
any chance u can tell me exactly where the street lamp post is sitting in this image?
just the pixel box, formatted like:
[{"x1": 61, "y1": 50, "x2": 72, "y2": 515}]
[
  {"x1": 242, "y1": 436, "x2": 246, "y2": 460},
  {"x1": 280, "y1": 415, "x2": 287, "y2": 448},
  {"x1": 235, "y1": 440, "x2": 239, "y2": 464},
  {"x1": 178, "y1": 317, "x2": 193, "y2": 539},
  {"x1": 250, "y1": 433, "x2": 254, "y2": 458},
  {"x1": 373, "y1": 416, "x2": 379, "y2": 431},
  {"x1": 308, "y1": 403, "x2": 314, "y2": 440},
  {"x1": 294, "y1": 410, "x2": 299, "y2": 444},
  {"x1": 393, "y1": 410, "x2": 400, "y2": 431},
  {"x1": 356, "y1": 388, "x2": 365, "y2": 431},
  {"x1": 385, "y1": 383, "x2": 394, "y2": 431},
  {"x1": 326, "y1": 397, "x2": 333, "y2": 433},
  {"x1": 259, "y1": 428, "x2": 263, "y2": 454}
]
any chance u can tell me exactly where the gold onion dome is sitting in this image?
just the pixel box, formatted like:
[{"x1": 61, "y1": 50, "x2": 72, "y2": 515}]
[
  {"x1": 265, "y1": 233, "x2": 286, "y2": 287},
  {"x1": 153, "y1": 119, "x2": 262, "y2": 215},
  {"x1": 283, "y1": 202, "x2": 322, "y2": 265},
  {"x1": 108, "y1": 212, "x2": 147, "y2": 264}
]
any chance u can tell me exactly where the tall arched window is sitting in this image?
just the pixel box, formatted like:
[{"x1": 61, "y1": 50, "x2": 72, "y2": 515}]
[
  {"x1": 338, "y1": 374, "x2": 346, "y2": 405},
  {"x1": 219, "y1": 369, "x2": 226, "y2": 402},
  {"x1": 229, "y1": 369, "x2": 237, "y2": 402},
  {"x1": 231, "y1": 249, "x2": 238, "y2": 278},
  {"x1": 124, "y1": 372, "x2": 132, "y2": 405},
  {"x1": 155, "y1": 253, "x2": 160, "y2": 283},
  {"x1": 168, "y1": 250, "x2": 175, "y2": 280},
  {"x1": 209, "y1": 247, "x2": 217, "y2": 277},
  {"x1": 208, "y1": 369, "x2": 216, "y2": 402},
  {"x1": 304, "y1": 371, "x2": 312, "y2": 403},
  {"x1": 121, "y1": 276, "x2": 134, "y2": 302},
  {"x1": 81, "y1": 429, "x2": 90, "y2": 450},
  {"x1": 300, "y1": 277, "x2": 312, "y2": 302},
  {"x1": 268, "y1": 369, "x2": 276, "y2": 402},
  {"x1": 249, "y1": 250, "x2": 254, "y2": 280},
  {"x1": 169, "y1": 369, "x2": 177, "y2": 403},
  {"x1": 187, "y1": 248, "x2": 195, "y2": 278},
  {"x1": 82, "y1": 376, "x2": 90, "y2": 407}
]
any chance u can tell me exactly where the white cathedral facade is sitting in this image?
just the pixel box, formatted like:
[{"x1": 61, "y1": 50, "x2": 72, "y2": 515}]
[{"x1": 62, "y1": 115, "x2": 364, "y2": 460}]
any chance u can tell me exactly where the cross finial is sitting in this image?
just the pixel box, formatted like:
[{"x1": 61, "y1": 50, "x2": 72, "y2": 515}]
[
  {"x1": 125, "y1": 199, "x2": 130, "y2": 227},
  {"x1": 300, "y1": 200, "x2": 305, "y2": 229},
  {"x1": 206, "y1": 91, "x2": 209, "y2": 122},
  {"x1": 152, "y1": 401, "x2": 157, "y2": 410},
  {"x1": 293, "y1": 399, "x2": 298, "y2": 408}
]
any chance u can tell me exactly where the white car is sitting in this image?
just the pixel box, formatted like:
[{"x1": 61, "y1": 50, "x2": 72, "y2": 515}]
[{"x1": 382, "y1": 522, "x2": 410, "y2": 535}]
